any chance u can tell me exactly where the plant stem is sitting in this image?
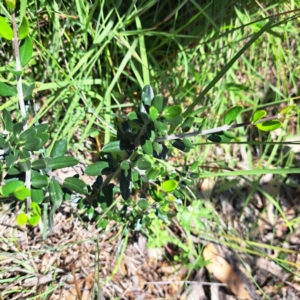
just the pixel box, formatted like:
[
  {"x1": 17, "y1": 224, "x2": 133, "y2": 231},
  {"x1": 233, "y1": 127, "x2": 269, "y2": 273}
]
[{"x1": 11, "y1": 11, "x2": 31, "y2": 210}]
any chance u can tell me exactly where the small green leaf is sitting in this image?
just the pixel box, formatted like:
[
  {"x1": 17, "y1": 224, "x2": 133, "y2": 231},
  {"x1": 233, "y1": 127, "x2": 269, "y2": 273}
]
[
  {"x1": 224, "y1": 105, "x2": 243, "y2": 125},
  {"x1": 183, "y1": 138, "x2": 194, "y2": 149},
  {"x1": 28, "y1": 214, "x2": 40, "y2": 226},
  {"x1": 182, "y1": 117, "x2": 194, "y2": 132},
  {"x1": 149, "y1": 106, "x2": 159, "y2": 121},
  {"x1": 0, "y1": 82, "x2": 17, "y2": 97},
  {"x1": 32, "y1": 158, "x2": 48, "y2": 170},
  {"x1": 18, "y1": 16, "x2": 29, "y2": 40},
  {"x1": 2, "y1": 109, "x2": 13, "y2": 131},
  {"x1": 138, "y1": 199, "x2": 148, "y2": 210},
  {"x1": 154, "y1": 120, "x2": 168, "y2": 134},
  {"x1": 5, "y1": 66, "x2": 22, "y2": 76},
  {"x1": 36, "y1": 132, "x2": 49, "y2": 146},
  {"x1": 20, "y1": 36, "x2": 33, "y2": 66},
  {"x1": 142, "y1": 139, "x2": 153, "y2": 156},
  {"x1": 14, "y1": 186, "x2": 31, "y2": 200},
  {"x1": 136, "y1": 155, "x2": 152, "y2": 170},
  {"x1": 102, "y1": 141, "x2": 123, "y2": 153},
  {"x1": 164, "y1": 115, "x2": 184, "y2": 125},
  {"x1": 161, "y1": 179, "x2": 178, "y2": 193},
  {"x1": 279, "y1": 105, "x2": 296, "y2": 116},
  {"x1": 162, "y1": 105, "x2": 182, "y2": 119},
  {"x1": 31, "y1": 189, "x2": 44, "y2": 204},
  {"x1": 1, "y1": 180, "x2": 24, "y2": 197},
  {"x1": 16, "y1": 213, "x2": 28, "y2": 225},
  {"x1": 256, "y1": 120, "x2": 282, "y2": 131},
  {"x1": 85, "y1": 161, "x2": 109, "y2": 176},
  {"x1": 31, "y1": 175, "x2": 49, "y2": 188},
  {"x1": 0, "y1": 17, "x2": 13, "y2": 40},
  {"x1": 19, "y1": 127, "x2": 37, "y2": 141},
  {"x1": 50, "y1": 138, "x2": 67, "y2": 158},
  {"x1": 120, "y1": 160, "x2": 131, "y2": 170},
  {"x1": 49, "y1": 156, "x2": 79, "y2": 170},
  {"x1": 64, "y1": 177, "x2": 88, "y2": 194},
  {"x1": 13, "y1": 122, "x2": 24, "y2": 136},
  {"x1": 22, "y1": 83, "x2": 35, "y2": 100},
  {"x1": 23, "y1": 137, "x2": 42, "y2": 150},
  {"x1": 96, "y1": 216, "x2": 108, "y2": 229},
  {"x1": 49, "y1": 180, "x2": 63, "y2": 206},
  {"x1": 252, "y1": 110, "x2": 266, "y2": 123},
  {"x1": 147, "y1": 168, "x2": 160, "y2": 180},
  {"x1": 151, "y1": 94, "x2": 166, "y2": 112},
  {"x1": 30, "y1": 202, "x2": 41, "y2": 216},
  {"x1": 142, "y1": 85, "x2": 154, "y2": 106}
]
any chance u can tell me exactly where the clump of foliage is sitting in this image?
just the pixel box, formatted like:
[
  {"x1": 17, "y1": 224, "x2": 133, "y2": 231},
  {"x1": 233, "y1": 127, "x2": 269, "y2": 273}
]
[{"x1": 0, "y1": 0, "x2": 297, "y2": 237}]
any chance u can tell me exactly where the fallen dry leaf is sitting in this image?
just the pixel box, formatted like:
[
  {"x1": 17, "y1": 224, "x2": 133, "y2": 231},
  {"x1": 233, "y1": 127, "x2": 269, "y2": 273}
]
[{"x1": 203, "y1": 243, "x2": 250, "y2": 299}]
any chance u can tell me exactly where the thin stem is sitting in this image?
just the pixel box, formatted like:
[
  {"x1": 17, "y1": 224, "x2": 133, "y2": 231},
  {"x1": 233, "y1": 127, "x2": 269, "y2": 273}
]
[{"x1": 11, "y1": 11, "x2": 31, "y2": 210}]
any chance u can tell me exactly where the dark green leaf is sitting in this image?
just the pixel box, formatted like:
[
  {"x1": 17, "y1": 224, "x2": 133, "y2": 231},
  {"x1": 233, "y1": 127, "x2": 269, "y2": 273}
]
[
  {"x1": 31, "y1": 189, "x2": 44, "y2": 204},
  {"x1": 22, "y1": 83, "x2": 35, "y2": 100},
  {"x1": 136, "y1": 155, "x2": 152, "y2": 170},
  {"x1": 151, "y1": 94, "x2": 166, "y2": 112},
  {"x1": 36, "y1": 132, "x2": 49, "y2": 146},
  {"x1": 23, "y1": 137, "x2": 42, "y2": 151},
  {"x1": 31, "y1": 175, "x2": 49, "y2": 188},
  {"x1": 19, "y1": 158, "x2": 31, "y2": 172},
  {"x1": 256, "y1": 120, "x2": 282, "y2": 131},
  {"x1": 32, "y1": 158, "x2": 47, "y2": 170},
  {"x1": 85, "y1": 161, "x2": 109, "y2": 176},
  {"x1": 19, "y1": 127, "x2": 37, "y2": 141},
  {"x1": 147, "y1": 168, "x2": 160, "y2": 180},
  {"x1": 251, "y1": 110, "x2": 266, "y2": 123},
  {"x1": 49, "y1": 180, "x2": 63, "y2": 206},
  {"x1": 35, "y1": 124, "x2": 49, "y2": 134},
  {"x1": 142, "y1": 85, "x2": 154, "y2": 106},
  {"x1": 0, "y1": 17, "x2": 13, "y2": 40},
  {"x1": 5, "y1": 152, "x2": 18, "y2": 168},
  {"x1": 18, "y1": 16, "x2": 29, "y2": 40},
  {"x1": 50, "y1": 138, "x2": 67, "y2": 158},
  {"x1": 13, "y1": 122, "x2": 24, "y2": 136},
  {"x1": 5, "y1": 66, "x2": 22, "y2": 76},
  {"x1": 49, "y1": 156, "x2": 79, "y2": 170},
  {"x1": 224, "y1": 105, "x2": 243, "y2": 125},
  {"x1": 120, "y1": 160, "x2": 131, "y2": 170},
  {"x1": 0, "y1": 82, "x2": 17, "y2": 97},
  {"x1": 2, "y1": 109, "x2": 13, "y2": 131},
  {"x1": 182, "y1": 117, "x2": 194, "y2": 132},
  {"x1": 102, "y1": 141, "x2": 123, "y2": 153},
  {"x1": 64, "y1": 177, "x2": 88, "y2": 194},
  {"x1": 120, "y1": 168, "x2": 131, "y2": 200},
  {"x1": 162, "y1": 105, "x2": 182, "y2": 119},
  {"x1": 20, "y1": 36, "x2": 33, "y2": 66},
  {"x1": 1, "y1": 180, "x2": 24, "y2": 197}
]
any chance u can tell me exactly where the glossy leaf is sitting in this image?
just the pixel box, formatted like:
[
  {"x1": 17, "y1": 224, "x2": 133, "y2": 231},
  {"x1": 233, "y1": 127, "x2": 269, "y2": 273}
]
[
  {"x1": 18, "y1": 16, "x2": 29, "y2": 40},
  {"x1": 20, "y1": 36, "x2": 33, "y2": 66},
  {"x1": 14, "y1": 186, "x2": 30, "y2": 200},
  {"x1": 224, "y1": 105, "x2": 243, "y2": 125},
  {"x1": 252, "y1": 110, "x2": 266, "y2": 123},
  {"x1": 16, "y1": 213, "x2": 28, "y2": 225},
  {"x1": 49, "y1": 156, "x2": 79, "y2": 170},
  {"x1": 256, "y1": 120, "x2": 282, "y2": 131},
  {"x1": 102, "y1": 141, "x2": 123, "y2": 153},
  {"x1": 85, "y1": 161, "x2": 109, "y2": 176},
  {"x1": 49, "y1": 180, "x2": 63, "y2": 206},
  {"x1": 64, "y1": 177, "x2": 88, "y2": 194},
  {"x1": 0, "y1": 17, "x2": 13, "y2": 40},
  {"x1": 50, "y1": 138, "x2": 67, "y2": 158},
  {"x1": 161, "y1": 179, "x2": 178, "y2": 193},
  {"x1": 31, "y1": 188, "x2": 44, "y2": 204},
  {"x1": 31, "y1": 175, "x2": 49, "y2": 188},
  {"x1": 162, "y1": 105, "x2": 182, "y2": 119},
  {"x1": 1, "y1": 180, "x2": 24, "y2": 197},
  {"x1": 0, "y1": 82, "x2": 17, "y2": 97},
  {"x1": 142, "y1": 85, "x2": 154, "y2": 106}
]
